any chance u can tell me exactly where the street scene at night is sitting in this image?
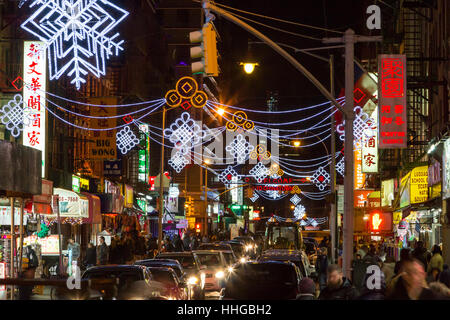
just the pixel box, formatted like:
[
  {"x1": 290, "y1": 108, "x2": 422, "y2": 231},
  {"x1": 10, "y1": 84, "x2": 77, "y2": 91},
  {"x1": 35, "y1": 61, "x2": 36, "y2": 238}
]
[{"x1": 0, "y1": 0, "x2": 449, "y2": 311}]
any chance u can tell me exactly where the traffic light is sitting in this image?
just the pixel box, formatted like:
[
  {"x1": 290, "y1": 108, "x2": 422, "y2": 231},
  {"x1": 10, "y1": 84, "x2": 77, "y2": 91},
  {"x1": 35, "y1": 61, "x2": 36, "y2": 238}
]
[{"x1": 189, "y1": 23, "x2": 219, "y2": 76}]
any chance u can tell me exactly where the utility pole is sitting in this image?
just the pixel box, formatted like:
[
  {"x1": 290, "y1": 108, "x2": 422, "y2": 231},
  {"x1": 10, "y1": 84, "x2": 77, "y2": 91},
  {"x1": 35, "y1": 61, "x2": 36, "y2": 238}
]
[
  {"x1": 158, "y1": 107, "x2": 166, "y2": 253},
  {"x1": 203, "y1": 165, "x2": 208, "y2": 237},
  {"x1": 323, "y1": 29, "x2": 382, "y2": 278},
  {"x1": 329, "y1": 54, "x2": 337, "y2": 264}
]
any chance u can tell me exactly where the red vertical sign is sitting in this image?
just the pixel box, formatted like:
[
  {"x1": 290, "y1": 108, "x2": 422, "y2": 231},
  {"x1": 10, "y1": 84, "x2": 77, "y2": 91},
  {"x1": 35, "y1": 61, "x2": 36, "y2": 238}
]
[{"x1": 378, "y1": 55, "x2": 407, "y2": 148}]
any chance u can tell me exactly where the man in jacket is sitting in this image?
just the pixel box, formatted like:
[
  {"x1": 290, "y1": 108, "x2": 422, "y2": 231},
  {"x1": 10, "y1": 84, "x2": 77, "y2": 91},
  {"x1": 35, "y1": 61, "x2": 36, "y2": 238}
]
[
  {"x1": 83, "y1": 243, "x2": 96, "y2": 269},
  {"x1": 97, "y1": 236, "x2": 109, "y2": 265},
  {"x1": 412, "y1": 241, "x2": 431, "y2": 271},
  {"x1": 315, "y1": 247, "x2": 329, "y2": 290},
  {"x1": 319, "y1": 264, "x2": 358, "y2": 300},
  {"x1": 67, "y1": 238, "x2": 80, "y2": 264}
]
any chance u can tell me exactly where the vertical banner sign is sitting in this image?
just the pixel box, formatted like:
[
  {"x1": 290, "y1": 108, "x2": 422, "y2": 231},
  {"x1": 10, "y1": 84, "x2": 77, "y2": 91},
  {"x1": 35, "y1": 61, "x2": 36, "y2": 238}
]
[
  {"x1": 354, "y1": 147, "x2": 365, "y2": 189},
  {"x1": 88, "y1": 98, "x2": 117, "y2": 160},
  {"x1": 410, "y1": 166, "x2": 428, "y2": 204},
  {"x1": 378, "y1": 54, "x2": 407, "y2": 148},
  {"x1": 23, "y1": 41, "x2": 46, "y2": 177},
  {"x1": 362, "y1": 107, "x2": 379, "y2": 172},
  {"x1": 443, "y1": 139, "x2": 450, "y2": 199},
  {"x1": 138, "y1": 124, "x2": 149, "y2": 183}
]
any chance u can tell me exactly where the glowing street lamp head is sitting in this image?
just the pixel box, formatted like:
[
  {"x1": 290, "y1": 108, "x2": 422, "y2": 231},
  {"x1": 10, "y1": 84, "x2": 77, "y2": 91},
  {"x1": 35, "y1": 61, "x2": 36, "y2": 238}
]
[
  {"x1": 204, "y1": 158, "x2": 211, "y2": 165},
  {"x1": 241, "y1": 62, "x2": 258, "y2": 74},
  {"x1": 293, "y1": 141, "x2": 301, "y2": 147},
  {"x1": 217, "y1": 108, "x2": 225, "y2": 116}
]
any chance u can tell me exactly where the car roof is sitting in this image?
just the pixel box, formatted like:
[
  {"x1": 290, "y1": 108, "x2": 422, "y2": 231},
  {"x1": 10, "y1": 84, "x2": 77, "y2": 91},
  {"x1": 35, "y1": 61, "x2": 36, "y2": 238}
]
[
  {"x1": 192, "y1": 250, "x2": 222, "y2": 254},
  {"x1": 146, "y1": 266, "x2": 175, "y2": 273},
  {"x1": 239, "y1": 260, "x2": 295, "y2": 267},
  {"x1": 83, "y1": 265, "x2": 145, "y2": 273},
  {"x1": 157, "y1": 252, "x2": 195, "y2": 257},
  {"x1": 135, "y1": 259, "x2": 182, "y2": 268}
]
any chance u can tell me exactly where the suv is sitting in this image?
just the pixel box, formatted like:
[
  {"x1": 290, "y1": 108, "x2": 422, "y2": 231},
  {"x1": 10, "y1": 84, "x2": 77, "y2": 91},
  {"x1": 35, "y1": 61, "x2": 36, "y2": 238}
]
[
  {"x1": 134, "y1": 259, "x2": 185, "y2": 282},
  {"x1": 233, "y1": 236, "x2": 257, "y2": 257},
  {"x1": 155, "y1": 252, "x2": 205, "y2": 299},
  {"x1": 220, "y1": 261, "x2": 302, "y2": 300},
  {"x1": 81, "y1": 265, "x2": 163, "y2": 300},
  {"x1": 220, "y1": 241, "x2": 246, "y2": 260},
  {"x1": 259, "y1": 249, "x2": 313, "y2": 278}
]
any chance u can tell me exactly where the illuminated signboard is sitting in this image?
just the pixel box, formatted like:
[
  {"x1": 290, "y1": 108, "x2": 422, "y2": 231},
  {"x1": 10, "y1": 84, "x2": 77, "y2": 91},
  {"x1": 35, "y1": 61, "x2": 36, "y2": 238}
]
[
  {"x1": 369, "y1": 212, "x2": 392, "y2": 232},
  {"x1": 88, "y1": 98, "x2": 117, "y2": 160},
  {"x1": 138, "y1": 124, "x2": 149, "y2": 183},
  {"x1": 381, "y1": 179, "x2": 395, "y2": 207},
  {"x1": 354, "y1": 147, "x2": 366, "y2": 189},
  {"x1": 399, "y1": 172, "x2": 411, "y2": 208},
  {"x1": 410, "y1": 166, "x2": 428, "y2": 204},
  {"x1": 362, "y1": 106, "x2": 379, "y2": 173},
  {"x1": 378, "y1": 54, "x2": 407, "y2": 148},
  {"x1": 72, "y1": 175, "x2": 80, "y2": 193},
  {"x1": 443, "y1": 139, "x2": 450, "y2": 199},
  {"x1": 354, "y1": 190, "x2": 372, "y2": 208},
  {"x1": 19, "y1": 235, "x2": 61, "y2": 255},
  {"x1": 23, "y1": 41, "x2": 46, "y2": 177}
]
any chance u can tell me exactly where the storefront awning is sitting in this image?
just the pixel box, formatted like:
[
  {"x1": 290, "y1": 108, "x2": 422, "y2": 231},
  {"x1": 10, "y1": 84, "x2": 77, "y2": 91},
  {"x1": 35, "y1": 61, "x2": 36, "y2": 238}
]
[{"x1": 51, "y1": 188, "x2": 89, "y2": 218}]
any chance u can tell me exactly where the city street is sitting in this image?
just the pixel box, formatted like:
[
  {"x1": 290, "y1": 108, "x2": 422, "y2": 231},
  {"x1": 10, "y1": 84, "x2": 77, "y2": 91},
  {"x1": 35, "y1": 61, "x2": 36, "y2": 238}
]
[{"x1": 0, "y1": 0, "x2": 449, "y2": 307}]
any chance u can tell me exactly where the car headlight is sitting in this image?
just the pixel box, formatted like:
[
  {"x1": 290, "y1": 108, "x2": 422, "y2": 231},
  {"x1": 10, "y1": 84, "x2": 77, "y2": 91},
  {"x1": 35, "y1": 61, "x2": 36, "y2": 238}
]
[
  {"x1": 240, "y1": 257, "x2": 247, "y2": 263},
  {"x1": 215, "y1": 270, "x2": 225, "y2": 279},
  {"x1": 187, "y1": 276, "x2": 199, "y2": 285}
]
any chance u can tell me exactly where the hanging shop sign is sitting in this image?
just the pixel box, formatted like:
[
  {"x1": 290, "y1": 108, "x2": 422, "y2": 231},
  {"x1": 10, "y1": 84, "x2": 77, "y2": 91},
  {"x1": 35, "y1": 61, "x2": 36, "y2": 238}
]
[
  {"x1": 399, "y1": 172, "x2": 411, "y2": 209},
  {"x1": 428, "y1": 159, "x2": 441, "y2": 200},
  {"x1": 103, "y1": 160, "x2": 122, "y2": 176},
  {"x1": 23, "y1": 41, "x2": 47, "y2": 178},
  {"x1": 368, "y1": 191, "x2": 381, "y2": 208},
  {"x1": 124, "y1": 184, "x2": 133, "y2": 208},
  {"x1": 137, "y1": 198, "x2": 147, "y2": 213},
  {"x1": 378, "y1": 54, "x2": 407, "y2": 148},
  {"x1": 31, "y1": 179, "x2": 53, "y2": 214},
  {"x1": 138, "y1": 124, "x2": 149, "y2": 183},
  {"x1": 443, "y1": 139, "x2": 450, "y2": 199},
  {"x1": 354, "y1": 190, "x2": 373, "y2": 208},
  {"x1": 72, "y1": 175, "x2": 80, "y2": 193},
  {"x1": 381, "y1": 179, "x2": 395, "y2": 207},
  {"x1": 53, "y1": 188, "x2": 89, "y2": 218},
  {"x1": 88, "y1": 98, "x2": 117, "y2": 160},
  {"x1": 362, "y1": 106, "x2": 379, "y2": 173},
  {"x1": 354, "y1": 147, "x2": 366, "y2": 189},
  {"x1": 0, "y1": 207, "x2": 28, "y2": 225},
  {"x1": 410, "y1": 166, "x2": 428, "y2": 204}
]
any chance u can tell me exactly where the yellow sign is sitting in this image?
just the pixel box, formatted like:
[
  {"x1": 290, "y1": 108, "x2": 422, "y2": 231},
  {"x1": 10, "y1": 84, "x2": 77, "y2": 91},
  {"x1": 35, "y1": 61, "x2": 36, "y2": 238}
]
[
  {"x1": 410, "y1": 166, "x2": 428, "y2": 204},
  {"x1": 124, "y1": 184, "x2": 133, "y2": 208},
  {"x1": 88, "y1": 98, "x2": 117, "y2": 160},
  {"x1": 393, "y1": 211, "x2": 418, "y2": 224},
  {"x1": 354, "y1": 147, "x2": 366, "y2": 189},
  {"x1": 80, "y1": 177, "x2": 89, "y2": 190}
]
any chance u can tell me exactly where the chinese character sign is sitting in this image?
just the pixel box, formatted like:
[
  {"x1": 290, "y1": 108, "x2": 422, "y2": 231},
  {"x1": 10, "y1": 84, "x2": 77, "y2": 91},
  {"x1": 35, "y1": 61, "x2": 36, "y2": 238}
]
[
  {"x1": 23, "y1": 41, "x2": 46, "y2": 177},
  {"x1": 378, "y1": 54, "x2": 407, "y2": 148},
  {"x1": 362, "y1": 106, "x2": 379, "y2": 173},
  {"x1": 88, "y1": 98, "x2": 117, "y2": 160}
]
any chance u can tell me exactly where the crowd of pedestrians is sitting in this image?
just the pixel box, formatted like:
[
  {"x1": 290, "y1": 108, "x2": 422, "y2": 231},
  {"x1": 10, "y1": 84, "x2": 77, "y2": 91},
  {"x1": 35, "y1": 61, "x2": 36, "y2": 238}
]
[{"x1": 301, "y1": 238, "x2": 450, "y2": 300}]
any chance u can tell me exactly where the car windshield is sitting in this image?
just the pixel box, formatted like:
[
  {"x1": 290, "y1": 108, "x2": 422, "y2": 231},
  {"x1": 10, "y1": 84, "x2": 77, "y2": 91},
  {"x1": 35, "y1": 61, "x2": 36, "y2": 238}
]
[
  {"x1": 160, "y1": 255, "x2": 196, "y2": 270},
  {"x1": 266, "y1": 226, "x2": 298, "y2": 250},
  {"x1": 222, "y1": 252, "x2": 235, "y2": 265},
  {"x1": 228, "y1": 243, "x2": 244, "y2": 256},
  {"x1": 199, "y1": 244, "x2": 228, "y2": 250},
  {"x1": 82, "y1": 270, "x2": 141, "y2": 291},
  {"x1": 196, "y1": 253, "x2": 222, "y2": 267},
  {"x1": 225, "y1": 264, "x2": 297, "y2": 299},
  {"x1": 150, "y1": 270, "x2": 176, "y2": 285}
]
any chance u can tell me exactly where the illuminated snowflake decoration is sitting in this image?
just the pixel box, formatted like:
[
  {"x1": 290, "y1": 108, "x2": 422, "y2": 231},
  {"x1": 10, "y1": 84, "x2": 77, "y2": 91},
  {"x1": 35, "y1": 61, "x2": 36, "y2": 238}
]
[
  {"x1": 336, "y1": 157, "x2": 345, "y2": 177},
  {"x1": 311, "y1": 166, "x2": 330, "y2": 191},
  {"x1": 225, "y1": 134, "x2": 254, "y2": 164},
  {"x1": 20, "y1": 0, "x2": 129, "y2": 89},
  {"x1": 116, "y1": 126, "x2": 139, "y2": 154},
  {"x1": 249, "y1": 162, "x2": 269, "y2": 183},
  {"x1": 164, "y1": 112, "x2": 205, "y2": 155},
  {"x1": 168, "y1": 151, "x2": 189, "y2": 173},
  {"x1": 290, "y1": 194, "x2": 301, "y2": 206},
  {"x1": 249, "y1": 193, "x2": 259, "y2": 203},
  {"x1": 218, "y1": 166, "x2": 239, "y2": 189},
  {"x1": 267, "y1": 189, "x2": 281, "y2": 200},
  {"x1": 294, "y1": 205, "x2": 305, "y2": 219},
  {"x1": 0, "y1": 94, "x2": 35, "y2": 138},
  {"x1": 336, "y1": 106, "x2": 375, "y2": 147}
]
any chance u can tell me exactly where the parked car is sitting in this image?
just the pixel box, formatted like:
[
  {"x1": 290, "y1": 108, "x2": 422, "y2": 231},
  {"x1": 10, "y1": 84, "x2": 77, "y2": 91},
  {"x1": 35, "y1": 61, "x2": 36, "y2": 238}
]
[
  {"x1": 220, "y1": 261, "x2": 302, "y2": 300},
  {"x1": 155, "y1": 252, "x2": 206, "y2": 299},
  {"x1": 80, "y1": 265, "x2": 165, "y2": 300},
  {"x1": 193, "y1": 250, "x2": 232, "y2": 292},
  {"x1": 147, "y1": 267, "x2": 188, "y2": 300},
  {"x1": 134, "y1": 259, "x2": 185, "y2": 282}
]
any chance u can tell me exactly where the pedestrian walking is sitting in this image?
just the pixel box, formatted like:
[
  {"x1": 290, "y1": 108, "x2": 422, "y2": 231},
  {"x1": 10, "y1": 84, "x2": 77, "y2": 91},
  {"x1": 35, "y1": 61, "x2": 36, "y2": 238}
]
[
  {"x1": 108, "y1": 236, "x2": 123, "y2": 264},
  {"x1": 428, "y1": 245, "x2": 444, "y2": 274},
  {"x1": 18, "y1": 244, "x2": 39, "y2": 300},
  {"x1": 387, "y1": 258, "x2": 438, "y2": 300},
  {"x1": 381, "y1": 256, "x2": 396, "y2": 287},
  {"x1": 174, "y1": 235, "x2": 184, "y2": 252},
  {"x1": 296, "y1": 277, "x2": 316, "y2": 300},
  {"x1": 97, "y1": 236, "x2": 109, "y2": 265},
  {"x1": 83, "y1": 243, "x2": 97, "y2": 269},
  {"x1": 315, "y1": 247, "x2": 329, "y2": 291},
  {"x1": 411, "y1": 241, "x2": 431, "y2": 271},
  {"x1": 318, "y1": 264, "x2": 358, "y2": 300},
  {"x1": 183, "y1": 233, "x2": 191, "y2": 251},
  {"x1": 394, "y1": 248, "x2": 411, "y2": 275},
  {"x1": 67, "y1": 238, "x2": 80, "y2": 265}
]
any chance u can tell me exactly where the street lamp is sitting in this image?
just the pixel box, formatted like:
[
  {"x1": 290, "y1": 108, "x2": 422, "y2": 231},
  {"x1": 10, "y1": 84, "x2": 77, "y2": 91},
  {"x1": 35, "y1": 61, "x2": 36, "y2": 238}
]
[
  {"x1": 293, "y1": 140, "x2": 301, "y2": 147},
  {"x1": 240, "y1": 62, "x2": 258, "y2": 74},
  {"x1": 216, "y1": 108, "x2": 225, "y2": 116}
]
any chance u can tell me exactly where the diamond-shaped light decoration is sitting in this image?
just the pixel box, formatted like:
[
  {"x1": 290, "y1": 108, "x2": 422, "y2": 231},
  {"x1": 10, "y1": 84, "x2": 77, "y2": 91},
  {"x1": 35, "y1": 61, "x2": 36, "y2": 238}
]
[
  {"x1": 294, "y1": 205, "x2": 305, "y2": 219},
  {"x1": 249, "y1": 162, "x2": 269, "y2": 183},
  {"x1": 311, "y1": 166, "x2": 330, "y2": 191},
  {"x1": 336, "y1": 157, "x2": 345, "y2": 177},
  {"x1": 0, "y1": 94, "x2": 35, "y2": 138},
  {"x1": 116, "y1": 126, "x2": 140, "y2": 154},
  {"x1": 218, "y1": 166, "x2": 239, "y2": 189},
  {"x1": 250, "y1": 193, "x2": 259, "y2": 203},
  {"x1": 290, "y1": 194, "x2": 301, "y2": 206},
  {"x1": 225, "y1": 134, "x2": 255, "y2": 164},
  {"x1": 168, "y1": 151, "x2": 189, "y2": 173}
]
